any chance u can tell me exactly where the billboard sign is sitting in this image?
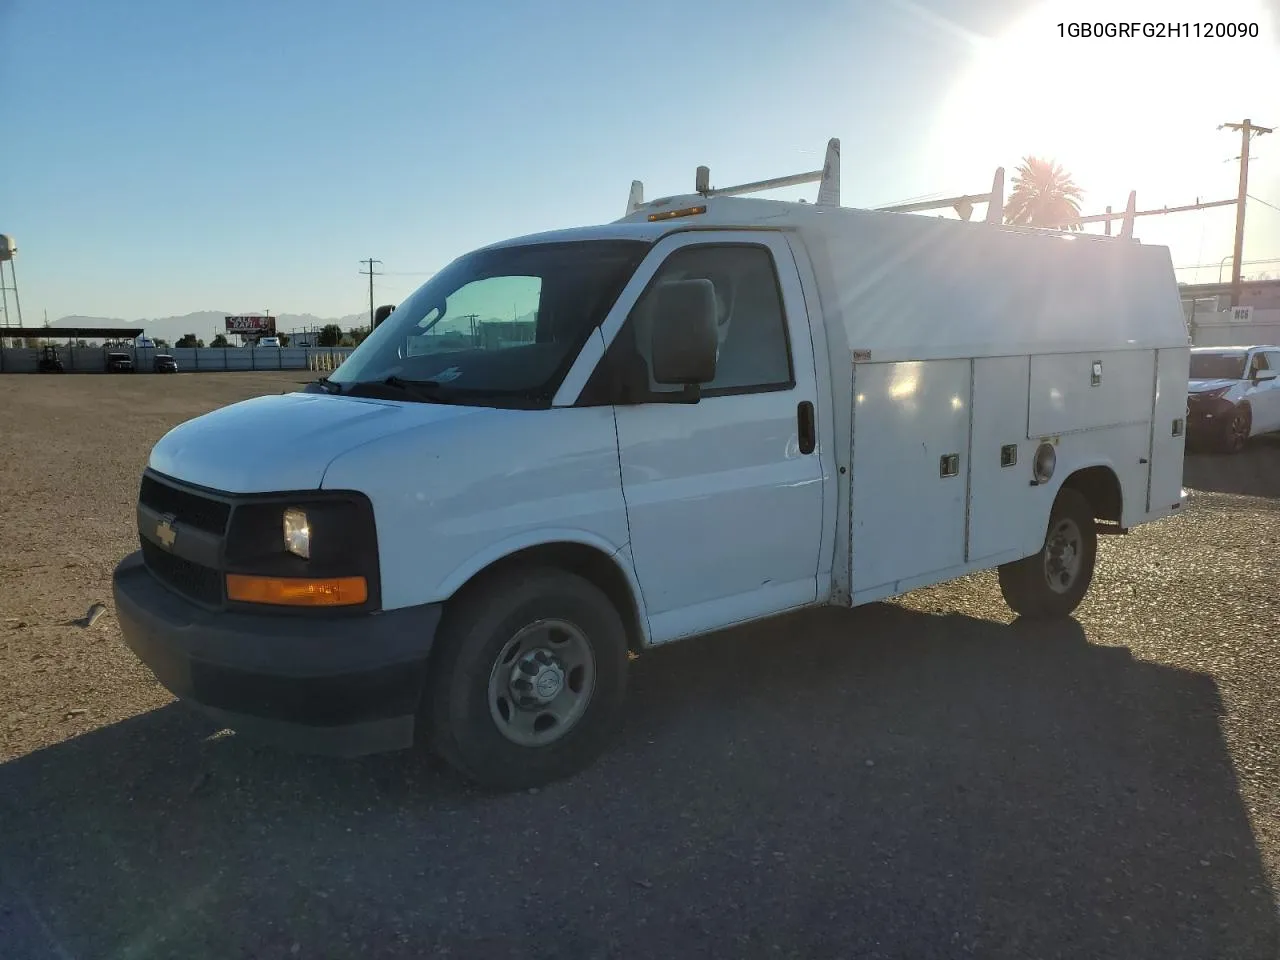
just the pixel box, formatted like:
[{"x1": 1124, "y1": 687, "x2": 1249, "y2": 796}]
[{"x1": 225, "y1": 315, "x2": 276, "y2": 334}]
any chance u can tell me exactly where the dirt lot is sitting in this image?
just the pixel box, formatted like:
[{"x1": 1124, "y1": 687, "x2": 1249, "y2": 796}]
[{"x1": 2, "y1": 372, "x2": 1280, "y2": 959}]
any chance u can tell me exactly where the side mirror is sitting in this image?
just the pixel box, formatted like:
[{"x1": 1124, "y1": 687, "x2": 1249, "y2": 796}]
[
  {"x1": 649, "y1": 279, "x2": 718, "y2": 389},
  {"x1": 373, "y1": 304, "x2": 396, "y2": 329},
  {"x1": 1254, "y1": 368, "x2": 1277, "y2": 382}
]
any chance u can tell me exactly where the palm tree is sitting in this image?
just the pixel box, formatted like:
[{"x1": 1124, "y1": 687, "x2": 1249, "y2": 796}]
[{"x1": 1003, "y1": 157, "x2": 1084, "y2": 230}]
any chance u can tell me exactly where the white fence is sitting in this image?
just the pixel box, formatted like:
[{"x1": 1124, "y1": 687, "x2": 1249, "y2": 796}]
[{"x1": 0, "y1": 345, "x2": 356, "y2": 374}]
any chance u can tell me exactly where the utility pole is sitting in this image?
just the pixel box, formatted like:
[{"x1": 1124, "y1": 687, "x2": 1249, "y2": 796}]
[
  {"x1": 1220, "y1": 118, "x2": 1273, "y2": 306},
  {"x1": 359, "y1": 258, "x2": 383, "y2": 330}
]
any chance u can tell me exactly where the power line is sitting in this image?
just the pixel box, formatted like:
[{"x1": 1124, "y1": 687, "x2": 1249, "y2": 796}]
[
  {"x1": 358, "y1": 258, "x2": 383, "y2": 331},
  {"x1": 1247, "y1": 194, "x2": 1280, "y2": 215},
  {"x1": 1174, "y1": 256, "x2": 1280, "y2": 271}
]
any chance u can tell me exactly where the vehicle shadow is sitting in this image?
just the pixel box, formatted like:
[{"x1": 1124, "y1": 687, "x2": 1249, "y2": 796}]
[
  {"x1": 0, "y1": 605, "x2": 1273, "y2": 960},
  {"x1": 1184, "y1": 433, "x2": 1280, "y2": 499}
]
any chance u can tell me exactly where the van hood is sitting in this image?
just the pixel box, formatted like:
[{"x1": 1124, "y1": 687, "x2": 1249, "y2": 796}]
[
  {"x1": 1188, "y1": 378, "x2": 1238, "y2": 393},
  {"x1": 148, "y1": 391, "x2": 486, "y2": 493}
]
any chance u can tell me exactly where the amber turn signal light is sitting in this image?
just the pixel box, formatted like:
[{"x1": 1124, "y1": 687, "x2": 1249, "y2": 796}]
[{"x1": 226, "y1": 574, "x2": 368, "y2": 607}]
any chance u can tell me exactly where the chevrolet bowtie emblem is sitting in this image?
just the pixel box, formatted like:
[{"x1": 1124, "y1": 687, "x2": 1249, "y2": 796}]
[{"x1": 155, "y1": 515, "x2": 177, "y2": 550}]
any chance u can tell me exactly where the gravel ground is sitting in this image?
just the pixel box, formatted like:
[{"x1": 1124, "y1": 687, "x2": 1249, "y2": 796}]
[{"x1": 1, "y1": 372, "x2": 1279, "y2": 959}]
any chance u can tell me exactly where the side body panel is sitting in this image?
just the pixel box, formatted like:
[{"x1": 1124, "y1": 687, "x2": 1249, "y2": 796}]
[{"x1": 847, "y1": 350, "x2": 1168, "y2": 606}]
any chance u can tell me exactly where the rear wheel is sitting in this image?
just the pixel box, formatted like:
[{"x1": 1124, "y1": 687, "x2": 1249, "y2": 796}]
[
  {"x1": 998, "y1": 487, "x2": 1098, "y2": 620},
  {"x1": 426, "y1": 566, "x2": 629, "y2": 790},
  {"x1": 1219, "y1": 405, "x2": 1251, "y2": 454}
]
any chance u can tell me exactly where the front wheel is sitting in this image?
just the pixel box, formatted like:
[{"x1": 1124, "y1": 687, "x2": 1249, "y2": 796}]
[
  {"x1": 426, "y1": 566, "x2": 629, "y2": 790},
  {"x1": 997, "y1": 487, "x2": 1098, "y2": 620},
  {"x1": 1219, "y1": 405, "x2": 1251, "y2": 454}
]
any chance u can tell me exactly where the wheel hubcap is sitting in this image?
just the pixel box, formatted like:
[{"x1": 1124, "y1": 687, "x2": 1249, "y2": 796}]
[
  {"x1": 1232, "y1": 414, "x2": 1248, "y2": 445},
  {"x1": 1044, "y1": 517, "x2": 1083, "y2": 594},
  {"x1": 512, "y1": 650, "x2": 565, "y2": 707},
  {"x1": 487, "y1": 619, "x2": 595, "y2": 747}
]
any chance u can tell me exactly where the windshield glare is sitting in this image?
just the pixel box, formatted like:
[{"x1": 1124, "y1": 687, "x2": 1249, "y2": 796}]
[
  {"x1": 329, "y1": 240, "x2": 649, "y2": 404},
  {"x1": 1189, "y1": 352, "x2": 1247, "y2": 380}
]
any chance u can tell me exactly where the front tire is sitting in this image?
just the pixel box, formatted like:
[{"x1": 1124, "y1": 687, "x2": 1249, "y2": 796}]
[
  {"x1": 426, "y1": 566, "x2": 629, "y2": 790},
  {"x1": 1219, "y1": 405, "x2": 1251, "y2": 454},
  {"x1": 998, "y1": 487, "x2": 1098, "y2": 620}
]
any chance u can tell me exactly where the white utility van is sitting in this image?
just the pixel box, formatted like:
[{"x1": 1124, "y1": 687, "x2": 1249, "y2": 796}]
[{"x1": 113, "y1": 140, "x2": 1190, "y2": 789}]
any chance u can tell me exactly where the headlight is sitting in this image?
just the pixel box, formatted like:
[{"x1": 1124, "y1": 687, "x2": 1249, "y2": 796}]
[
  {"x1": 224, "y1": 494, "x2": 380, "y2": 610},
  {"x1": 283, "y1": 507, "x2": 311, "y2": 559},
  {"x1": 1033, "y1": 441, "x2": 1057, "y2": 484}
]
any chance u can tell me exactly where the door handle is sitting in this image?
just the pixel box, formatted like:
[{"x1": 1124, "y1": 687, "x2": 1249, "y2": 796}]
[{"x1": 797, "y1": 401, "x2": 815, "y2": 455}]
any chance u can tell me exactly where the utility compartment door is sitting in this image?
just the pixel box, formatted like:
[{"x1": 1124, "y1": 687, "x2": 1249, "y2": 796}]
[
  {"x1": 850, "y1": 359, "x2": 971, "y2": 598},
  {"x1": 1146, "y1": 345, "x2": 1190, "y2": 516},
  {"x1": 1028, "y1": 350, "x2": 1155, "y2": 437},
  {"x1": 967, "y1": 355, "x2": 1035, "y2": 563}
]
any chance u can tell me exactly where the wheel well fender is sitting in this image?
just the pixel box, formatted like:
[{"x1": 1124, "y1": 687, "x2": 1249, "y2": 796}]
[
  {"x1": 440, "y1": 538, "x2": 650, "y2": 653},
  {"x1": 1058, "y1": 464, "x2": 1123, "y2": 523}
]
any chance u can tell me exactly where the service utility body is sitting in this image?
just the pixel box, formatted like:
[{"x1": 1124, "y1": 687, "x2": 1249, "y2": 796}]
[{"x1": 112, "y1": 140, "x2": 1191, "y2": 789}]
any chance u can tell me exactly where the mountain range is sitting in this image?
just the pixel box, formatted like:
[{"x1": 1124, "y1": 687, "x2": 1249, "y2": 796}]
[{"x1": 51, "y1": 311, "x2": 374, "y2": 344}]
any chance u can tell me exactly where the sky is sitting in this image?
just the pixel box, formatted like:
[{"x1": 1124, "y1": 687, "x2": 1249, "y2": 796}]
[{"x1": 2, "y1": 0, "x2": 1279, "y2": 325}]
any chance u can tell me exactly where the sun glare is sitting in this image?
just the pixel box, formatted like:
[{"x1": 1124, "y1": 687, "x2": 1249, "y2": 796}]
[
  {"x1": 928, "y1": 0, "x2": 1279, "y2": 212},
  {"x1": 918, "y1": 0, "x2": 1280, "y2": 275}
]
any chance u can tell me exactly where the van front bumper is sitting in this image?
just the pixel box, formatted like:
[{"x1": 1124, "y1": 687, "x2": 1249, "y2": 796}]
[{"x1": 112, "y1": 551, "x2": 442, "y2": 757}]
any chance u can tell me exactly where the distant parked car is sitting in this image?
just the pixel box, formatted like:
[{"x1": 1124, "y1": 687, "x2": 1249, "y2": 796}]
[
  {"x1": 106, "y1": 352, "x2": 134, "y2": 373},
  {"x1": 257, "y1": 336, "x2": 281, "y2": 348},
  {"x1": 1187, "y1": 345, "x2": 1280, "y2": 453},
  {"x1": 154, "y1": 354, "x2": 178, "y2": 373},
  {"x1": 37, "y1": 345, "x2": 65, "y2": 373}
]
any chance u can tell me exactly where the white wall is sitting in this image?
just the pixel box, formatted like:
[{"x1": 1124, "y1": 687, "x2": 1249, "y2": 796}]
[{"x1": 1189, "y1": 308, "x2": 1280, "y2": 348}]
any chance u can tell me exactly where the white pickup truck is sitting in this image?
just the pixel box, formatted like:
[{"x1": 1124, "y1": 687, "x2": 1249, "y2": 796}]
[{"x1": 113, "y1": 141, "x2": 1189, "y2": 789}]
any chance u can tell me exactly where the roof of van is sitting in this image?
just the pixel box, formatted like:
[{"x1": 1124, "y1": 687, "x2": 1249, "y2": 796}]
[
  {"x1": 477, "y1": 221, "x2": 670, "y2": 251},
  {"x1": 485, "y1": 194, "x2": 1187, "y2": 362},
  {"x1": 487, "y1": 193, "x2": 1165, "y2": 250}
]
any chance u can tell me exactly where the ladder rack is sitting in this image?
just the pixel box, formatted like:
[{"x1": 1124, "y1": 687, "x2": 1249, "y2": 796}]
[{"x1": 625, "y1": 137, "x2": 1140, "y2": 239}]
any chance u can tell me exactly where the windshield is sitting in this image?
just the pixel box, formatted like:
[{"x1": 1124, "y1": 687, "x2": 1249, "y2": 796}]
[
  {"x1": 329, "y1": 240, "x2": 649, "y2": 406},
  {"x1": 1189, "y1": 352, "x2": 1247, "y2": 380}
]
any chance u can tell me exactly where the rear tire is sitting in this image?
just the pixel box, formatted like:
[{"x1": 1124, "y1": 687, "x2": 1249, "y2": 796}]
[
  {"x1": 1219, "y1": 405, "x2": 1251, "y2": 454},
  {"x1": 998, "y1": 487, "x2": 1098, "y2": 620},
  {"x1": 426, "y1": 566, "x2": 629, "y2": 790}
]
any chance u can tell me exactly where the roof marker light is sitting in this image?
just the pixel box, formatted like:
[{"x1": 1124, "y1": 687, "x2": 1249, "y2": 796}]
[{"x1": 648, "y1": 205, "x2": 707, "y2": 222}]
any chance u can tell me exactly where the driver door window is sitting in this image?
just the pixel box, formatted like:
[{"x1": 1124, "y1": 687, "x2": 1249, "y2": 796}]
[{"x1": 612, "y1": 244, "x2": 794, "y2": 401}]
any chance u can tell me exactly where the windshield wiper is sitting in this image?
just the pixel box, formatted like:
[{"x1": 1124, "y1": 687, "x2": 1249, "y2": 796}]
[
  {"x1": 382, "y1": 375, "x2": 446, "y2": 399},
  {"x1": 343, "y1": 375, "x2": 448, "y2": 403}
]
